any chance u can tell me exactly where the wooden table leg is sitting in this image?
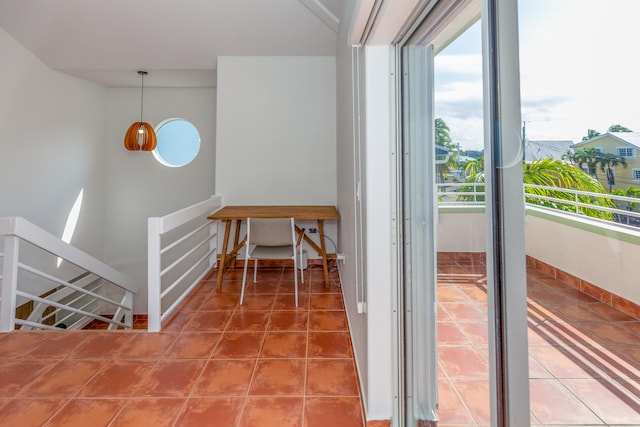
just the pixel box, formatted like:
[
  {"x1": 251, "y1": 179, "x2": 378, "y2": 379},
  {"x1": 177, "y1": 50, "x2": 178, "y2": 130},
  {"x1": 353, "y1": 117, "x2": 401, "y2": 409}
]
[
  {"x1": 232, "y1": 219, "x2": 242, "y2": 268},
  {"x1": 216, "y1": 220, "x2": 232, "y2": 289},
  {"x1": 317, "y1": 220, "x2": 330, "y2": 288}
]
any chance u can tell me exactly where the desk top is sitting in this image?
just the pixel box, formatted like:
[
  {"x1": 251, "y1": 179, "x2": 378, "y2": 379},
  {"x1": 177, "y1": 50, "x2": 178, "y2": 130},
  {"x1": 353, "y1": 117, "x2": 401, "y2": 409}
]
[{"x1": 208, "y1": 205, "x2": 339, "y2": 221}]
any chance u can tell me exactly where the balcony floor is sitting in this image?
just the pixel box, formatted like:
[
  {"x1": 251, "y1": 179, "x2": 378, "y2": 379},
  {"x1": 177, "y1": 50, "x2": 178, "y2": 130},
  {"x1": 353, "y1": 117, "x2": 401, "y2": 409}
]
[
  {"x1": 1, "y1": 262, "x2": 639, "y2": 426},
  {"x1": 0, "y1": 265, "x2": 370, "y2": 427},
  {"x1": 438, "y1": 260, "x2": 640, "y2": 425}
]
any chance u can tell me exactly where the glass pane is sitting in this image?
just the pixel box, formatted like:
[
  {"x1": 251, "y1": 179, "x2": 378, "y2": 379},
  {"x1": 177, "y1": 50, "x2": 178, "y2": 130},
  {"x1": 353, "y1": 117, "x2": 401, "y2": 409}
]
[
  {"x1": 154, "y1": 119, "x2": 201, "y2": 167},
  {"x1": 519, "y1": 0, "x2": 640, "y2": 425}
]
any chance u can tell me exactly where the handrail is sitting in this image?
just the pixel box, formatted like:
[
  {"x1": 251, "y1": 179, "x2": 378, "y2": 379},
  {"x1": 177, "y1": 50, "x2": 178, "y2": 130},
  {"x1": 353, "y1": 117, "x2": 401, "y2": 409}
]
[
  {"x1": 0, "y1": 217, "x2": 137, "y2": 292},
  {"x1": 436, "y1": 182, "x2": 640, "y2": 228},
  {"x1": 148, "y1": 195, "x2": 222, "y2": 332},
  {"x1": 0, "y1": 217, "x2": 138, "y2": 331}
]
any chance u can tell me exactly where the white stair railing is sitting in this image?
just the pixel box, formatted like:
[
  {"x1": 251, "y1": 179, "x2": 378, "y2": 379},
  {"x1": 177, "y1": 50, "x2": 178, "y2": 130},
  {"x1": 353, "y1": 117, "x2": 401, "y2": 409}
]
[
  {"x1": 147, "y1": 195, "x2": 222, "y2": 332},
  {"x1": 0, "y1": 217, "x2": 138, "y2": 331}
]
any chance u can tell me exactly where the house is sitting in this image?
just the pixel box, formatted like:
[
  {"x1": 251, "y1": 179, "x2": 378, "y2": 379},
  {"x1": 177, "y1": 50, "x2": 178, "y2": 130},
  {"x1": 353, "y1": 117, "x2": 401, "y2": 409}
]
[
  {"x1": 570, "y1": 132, "x2": 640, "y2": 190},
  {"x1": 1, "y1": 0, "x2": 607, "y2": 425}
]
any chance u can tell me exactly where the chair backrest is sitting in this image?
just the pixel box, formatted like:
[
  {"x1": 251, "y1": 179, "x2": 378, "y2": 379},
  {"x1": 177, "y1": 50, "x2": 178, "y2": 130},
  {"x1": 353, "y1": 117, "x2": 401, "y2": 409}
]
[{"x1": 248, "y1": 217, "x2": 294, "y2": 247}]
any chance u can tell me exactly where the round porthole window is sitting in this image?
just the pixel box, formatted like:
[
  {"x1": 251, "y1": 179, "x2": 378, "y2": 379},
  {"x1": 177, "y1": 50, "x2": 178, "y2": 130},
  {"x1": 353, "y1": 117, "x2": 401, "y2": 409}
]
[{"x1": 153, "y1": 119, "x2": 201, "y2": 167}]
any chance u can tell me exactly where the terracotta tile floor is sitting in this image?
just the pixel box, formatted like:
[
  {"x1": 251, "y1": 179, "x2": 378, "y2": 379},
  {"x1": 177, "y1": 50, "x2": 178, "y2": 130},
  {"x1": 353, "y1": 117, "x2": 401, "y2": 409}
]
[
  {"x1": 437, "y1": 260, "x2": 640, "y2": 426},
  {"x1": 0, "y1": 265, "x2": 369, "y2": 427},
  {"x1": 3, "y1": 261, "x2": 640, "y2": 426}
]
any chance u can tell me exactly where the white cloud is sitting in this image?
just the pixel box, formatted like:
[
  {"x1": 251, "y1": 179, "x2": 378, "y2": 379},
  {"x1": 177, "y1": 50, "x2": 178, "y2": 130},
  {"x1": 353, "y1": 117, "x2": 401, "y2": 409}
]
[{"x1": 434, "y1": 0, "x2": 640, "y2": 150}]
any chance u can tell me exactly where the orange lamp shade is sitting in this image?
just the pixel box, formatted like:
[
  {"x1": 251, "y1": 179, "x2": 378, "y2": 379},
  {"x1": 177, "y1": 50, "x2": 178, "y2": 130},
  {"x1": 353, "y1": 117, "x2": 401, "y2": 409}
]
[{"x1": 124, "y1": 122, "x2": 157, "y2": 151}]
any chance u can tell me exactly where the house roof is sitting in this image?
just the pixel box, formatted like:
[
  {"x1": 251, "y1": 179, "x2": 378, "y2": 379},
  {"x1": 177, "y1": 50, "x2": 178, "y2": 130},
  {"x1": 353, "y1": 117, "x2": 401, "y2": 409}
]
[
  {"x1": 524, "y1": 139, "x2": 573, "y2": 162},
  {"x1": 571, "y1": 132, "x2": 640, "y2": 149}
]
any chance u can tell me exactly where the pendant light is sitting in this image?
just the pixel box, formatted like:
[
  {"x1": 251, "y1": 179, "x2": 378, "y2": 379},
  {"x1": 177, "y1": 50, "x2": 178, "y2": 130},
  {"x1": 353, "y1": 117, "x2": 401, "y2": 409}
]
[{"x1": 124, "y1": 71, "x2": 157, "y2": 151}]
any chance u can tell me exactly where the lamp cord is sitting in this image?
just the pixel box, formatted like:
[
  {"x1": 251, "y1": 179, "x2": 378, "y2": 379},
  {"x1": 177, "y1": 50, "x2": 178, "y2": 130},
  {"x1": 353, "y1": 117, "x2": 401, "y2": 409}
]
[
  {"x1": 140, "y1": 73, "x2": 145, "y2": 123},
  {"x1": 138, "y1": 70, "x2": 148, "y2": 123}
]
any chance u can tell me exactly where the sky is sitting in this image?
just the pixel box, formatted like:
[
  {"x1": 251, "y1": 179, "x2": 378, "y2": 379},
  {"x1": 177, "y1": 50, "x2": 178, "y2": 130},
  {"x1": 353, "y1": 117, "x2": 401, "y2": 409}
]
[{"x1": 434, "y1": 0, "x2": 640, "y2": 151}]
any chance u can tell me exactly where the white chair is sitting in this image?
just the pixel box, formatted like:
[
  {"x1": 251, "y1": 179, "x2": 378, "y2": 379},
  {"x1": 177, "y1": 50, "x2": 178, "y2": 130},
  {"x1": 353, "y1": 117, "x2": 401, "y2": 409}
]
[{"x1": 241, "y1": 217, "x2": 304, "y2": 307}]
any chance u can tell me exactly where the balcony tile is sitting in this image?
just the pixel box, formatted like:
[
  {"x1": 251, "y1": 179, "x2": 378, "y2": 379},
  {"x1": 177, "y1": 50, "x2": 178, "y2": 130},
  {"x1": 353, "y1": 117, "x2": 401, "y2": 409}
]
[
  {"x1": 307, "y1": 332, "x2": 353, "y2": 358},
  {"x1": 304, "y1": 397, "x2": 364, "y2": 427},
  {"x1": 261, "y1": 332, "x2": 307, "y2": 358},
  {"x1": 200, "y1": 294, "x2": 240, "y2": 310},
  {"x1": 273, "y1": 293, "x2": 309, "y2": 311},
  {"x1": 111, "y1": 398, "x2": 185, "y2": 427},
  {"x1": 45, "y1": 399, "x2": 125, "y2": 426},
  {"x1": 438, "y1": 346, "x2": 489, "y2": 379},
  {"x1": 268, "y1": 311, "x2": 309, "y2": 331},
  {"x1": 529, "y1": 378, "x2": 603, "y2": 425},
  {"x1": 308, "y1": 311, "x2": 348, "y2": 331},
  {"x1": 185, "y1": 310, "x2": 233, "y2": 332},
  {"x1": 306, "y1": 359, "x2": 359, "y2": 396},
  {"x1": 439, "y1": 322, "x2": 472, "y2": 346},
  {"x1": 0, "y1": 332, "x2": 46, "y2": 358},
  {"x1": 63, "y1": 332, "x2": 135, "y2": 359},
  {"x1": 310, "y1": 293, "x2": 344, "y2": 310},
  {"x1": 135, "y1": 359, "x2": 205, "y2": 397},
  {"x1": 212, "y1": 332, "x2": 264, "y2": 359},
  {"x1": 0, "y1": 360, "x2": 54, "y2": 396},
  {"x1": 0, "y1": 398, "x2": 65, "y2": 426},
  {"x1": 249, "y1": 359, "x2": 306, "y2": 396},
  {"x1": 17, "y1": 360, "x2": 103, "y2": 398},
  {"x1": 78, "y1": 360, "x2": 155, "y2": 397},
  {"x1": 437, "y1": 379, "x2": 476, "y2": 425},
  {"x1": 560, "y1": 378, "x2": 640, "y2": 424},
  {"x1": 164, "y1": 331, "x2": 221, "y2": 359},
  {"x1": 238, "y1": 295, "x2": 276, "y2": 311},
  {"x1": 176, "y1": 397, "x2": 243, "y2": 426},
  {"x1": 194, "y1": 359, "x2": 256, "y2": 396},
  {"x1": 114, "y1": 332, "x2": 177, "y2": 359},
  {"x1": 448, "y1": 379, "x2": 491, "y2": 425},
  {"x1": 239, "y1": 397, "x2": 303, "y2": 427},
  {"x1": 226, "y1": 311, "x2": 271, "y2": 332}
]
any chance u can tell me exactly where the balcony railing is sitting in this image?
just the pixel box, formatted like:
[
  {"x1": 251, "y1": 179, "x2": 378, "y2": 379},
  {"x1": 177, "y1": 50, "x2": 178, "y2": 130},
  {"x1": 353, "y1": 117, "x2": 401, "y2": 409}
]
[
  {"x1": 0, "y1": 217, "x2": 138, "y2": 331},
  {"x1": 147, "y1": 195, "x2": 222, "y2": 332},
  {"x1": 437, "y1": 183, "x2": 640, "y2": 228}
]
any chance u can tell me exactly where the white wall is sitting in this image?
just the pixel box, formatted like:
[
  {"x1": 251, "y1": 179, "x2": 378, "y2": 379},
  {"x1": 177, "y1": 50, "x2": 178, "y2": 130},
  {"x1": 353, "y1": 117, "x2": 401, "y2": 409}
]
[
  {"x1": 215, "y1": 56, "x2": 336, "y2": 206},
  {"x1": 525, "y1": 209, "x2": 640, "y2": 306},
  {"x1": 437, "y1": 209, "x2": 487, "y2": 252},
  {"x1": 363, "y1": 45, "x2": 394, "y2": 419},
  {"x1": 337, "y1": 0, "x2": 397, "y2": 421},
  {"x1": 104, "y1": 87, "x2": 216, "y2": 312},
  {"x1": 0, "y1": 26, "x2": 108, "y2": 266}
]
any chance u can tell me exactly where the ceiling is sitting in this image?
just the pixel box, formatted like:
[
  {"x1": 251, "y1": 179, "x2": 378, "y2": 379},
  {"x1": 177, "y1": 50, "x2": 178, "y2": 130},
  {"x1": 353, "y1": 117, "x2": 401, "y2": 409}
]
[{"x1": 0, "y1": 0, "x2": 341, "y2": 87}]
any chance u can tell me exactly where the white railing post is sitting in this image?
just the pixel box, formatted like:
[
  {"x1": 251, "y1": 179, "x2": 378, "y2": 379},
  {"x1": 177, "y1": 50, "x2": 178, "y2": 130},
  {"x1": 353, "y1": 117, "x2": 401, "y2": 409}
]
[
  {"x1": 147, "y1": 217, "x2": 163, "y2": 332},
  {"x1": 0, "y1": 235, "x2": 19, "y2": 332},
  {"x1": 123, "y1": 291, "x2": 133, "y2": 328},
  {"x1": 209, "y1": 220, "x2": 218, "y2": 269}
]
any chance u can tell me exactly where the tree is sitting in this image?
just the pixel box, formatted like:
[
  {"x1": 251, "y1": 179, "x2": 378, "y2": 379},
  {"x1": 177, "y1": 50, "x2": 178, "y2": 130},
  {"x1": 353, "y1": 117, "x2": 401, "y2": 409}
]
[
  {"x1": 608, "y1": 124, "x2": 633, "y2": 133},
  {"x1": 434, "y1": 118, "x2": 457, "y2": 183},
  {"x1": 582, "y1": 129, "x2": 600, "y2": 141},
  {"x1": 456, "y1": 158, "x2": 616, "y2": 220},
  {"x1": 573, "y1": 148, "x2": 604, "y2": 178},
  {"x1": 435, "y1": 118, "x2": 451, "y2": 146}
]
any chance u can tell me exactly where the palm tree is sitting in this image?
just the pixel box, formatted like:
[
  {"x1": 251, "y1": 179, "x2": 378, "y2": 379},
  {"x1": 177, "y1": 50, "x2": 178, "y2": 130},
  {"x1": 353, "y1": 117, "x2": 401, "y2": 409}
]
[
  {"x1": 456, "y1": 158, "x2": 615, "y2": 220},
  {"x1": 608, "y1": 124, "x2": 633, "y2": 133},
  {"x1": 434, "y1": 118, "x2": 457, "y2": 183},
  {"x1": 435, "y1": 118, "x2": 451, "y2": 146},
  {"x1": 581, "y1": 129, "x2": 600, "y2": 141},
  {"x1": 612, "y1": 186, "x2": 640, "y2": 211},
  {"x1": 573, "y1": 148, "x2": 604, "y2": 178}
]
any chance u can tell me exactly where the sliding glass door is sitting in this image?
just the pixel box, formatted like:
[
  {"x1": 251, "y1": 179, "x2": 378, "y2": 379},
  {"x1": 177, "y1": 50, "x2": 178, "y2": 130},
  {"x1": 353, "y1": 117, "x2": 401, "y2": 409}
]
[
  {"x1": 397, "y1": 1, "x2": 529, "y2": 426},
  {"x1": 399, "y1": 42, "x2": 438, "y2": 426}
]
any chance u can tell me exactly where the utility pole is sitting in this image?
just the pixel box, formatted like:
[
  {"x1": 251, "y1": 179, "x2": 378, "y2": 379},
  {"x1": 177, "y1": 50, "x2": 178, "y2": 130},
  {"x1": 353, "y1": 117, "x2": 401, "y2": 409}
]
[{"x1": 522, "y1": 121, "x2": 526, "y2": 161}]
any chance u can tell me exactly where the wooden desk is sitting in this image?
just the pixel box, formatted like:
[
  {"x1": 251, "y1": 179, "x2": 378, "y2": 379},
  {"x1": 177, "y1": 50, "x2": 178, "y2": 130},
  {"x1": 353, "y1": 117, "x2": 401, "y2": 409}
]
[{"x1": 208, "y1": 205, "x2": 340, "y2": 289}]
